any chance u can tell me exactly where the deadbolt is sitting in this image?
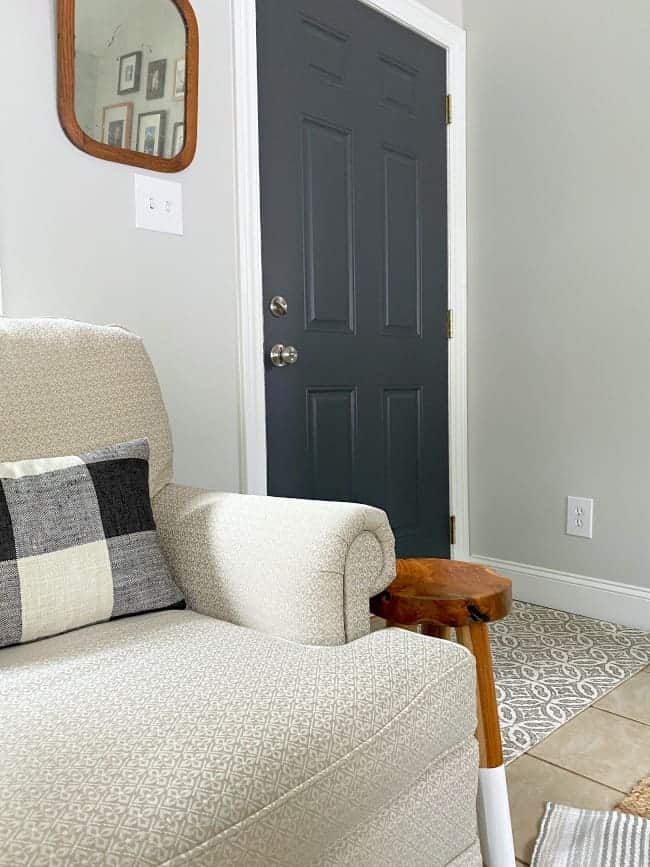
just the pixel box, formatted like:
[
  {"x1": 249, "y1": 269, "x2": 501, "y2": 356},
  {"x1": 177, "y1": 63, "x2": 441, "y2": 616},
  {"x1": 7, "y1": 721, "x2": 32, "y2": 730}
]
[
  {"x1": 270, "y1": 344, "x2": 299, "y2": 367},
  {"x1": 269, "y1": 296, "x2": 288, "y2": 318}
]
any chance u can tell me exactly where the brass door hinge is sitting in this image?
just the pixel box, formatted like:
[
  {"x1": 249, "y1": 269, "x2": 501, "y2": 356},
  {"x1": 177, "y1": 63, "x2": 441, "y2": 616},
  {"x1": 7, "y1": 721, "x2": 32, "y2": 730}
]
[
  {"x1": 445, "y1": 93, "x2": 452, "y2": 125},
  {"x1": 449, "y1": 515, "x2": 456, "y2": 546},
  {"x1": 447, "y1": 308, "x2": 454, "y2": 339}
]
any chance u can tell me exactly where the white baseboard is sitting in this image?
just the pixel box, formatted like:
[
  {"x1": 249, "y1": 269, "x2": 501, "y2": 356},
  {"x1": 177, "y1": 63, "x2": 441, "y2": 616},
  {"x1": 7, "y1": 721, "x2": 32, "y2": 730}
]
[{"x1": 471, "y1": 555, "x2": 650, "y2": 631}]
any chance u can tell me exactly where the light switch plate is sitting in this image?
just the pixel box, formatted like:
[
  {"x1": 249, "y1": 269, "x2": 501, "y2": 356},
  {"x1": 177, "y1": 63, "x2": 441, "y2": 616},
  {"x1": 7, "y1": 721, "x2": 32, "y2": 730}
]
[
  {"x1": 134, "y1": 174, "x2": 183, "y2": 235},
  {"x1": 566, "y1": 496, "x2": 594, "y2": 539}
]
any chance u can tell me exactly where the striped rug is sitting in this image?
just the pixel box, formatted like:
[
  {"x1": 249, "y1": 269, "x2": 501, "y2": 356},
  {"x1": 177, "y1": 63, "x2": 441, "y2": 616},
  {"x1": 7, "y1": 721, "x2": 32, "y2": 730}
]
[{"x1": 531, "y1": 804, "x2": 650, "y2": 866}]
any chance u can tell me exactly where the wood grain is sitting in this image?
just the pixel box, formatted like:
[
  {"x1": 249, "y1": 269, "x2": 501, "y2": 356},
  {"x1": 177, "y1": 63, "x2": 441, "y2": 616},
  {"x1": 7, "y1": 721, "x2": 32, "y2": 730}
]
[
  {"x1": 457, "y1": 623, "x2": 504, "y2": 768},
  {"x1": 421, "y1": 622, "x2": 453, "y2": 640},
  {"x1": 57, "y1": 0, "x2": 199, "y2": 172},
  {"x1": 370, "y1": 557, "x2": 512, "y2": 627}
]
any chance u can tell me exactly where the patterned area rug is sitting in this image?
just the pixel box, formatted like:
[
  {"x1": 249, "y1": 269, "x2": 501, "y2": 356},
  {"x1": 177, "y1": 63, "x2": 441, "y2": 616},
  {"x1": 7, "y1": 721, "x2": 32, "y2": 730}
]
[{"x1": 490, "y1": 601, "x2": 650, "y2": 764}]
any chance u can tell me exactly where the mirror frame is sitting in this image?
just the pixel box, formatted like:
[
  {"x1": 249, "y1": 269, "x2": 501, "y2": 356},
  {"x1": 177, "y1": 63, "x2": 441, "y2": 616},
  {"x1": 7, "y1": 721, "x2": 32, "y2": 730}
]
[{"x1": 57, "y1": 0, "x2": 198, "y2": 172}]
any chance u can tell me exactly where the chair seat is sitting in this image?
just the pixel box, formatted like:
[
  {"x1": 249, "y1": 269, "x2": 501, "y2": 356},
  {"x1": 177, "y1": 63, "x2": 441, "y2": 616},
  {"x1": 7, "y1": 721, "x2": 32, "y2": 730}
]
[{"x1": 0, "y1": 612, "x2": 477, "y2": 866}]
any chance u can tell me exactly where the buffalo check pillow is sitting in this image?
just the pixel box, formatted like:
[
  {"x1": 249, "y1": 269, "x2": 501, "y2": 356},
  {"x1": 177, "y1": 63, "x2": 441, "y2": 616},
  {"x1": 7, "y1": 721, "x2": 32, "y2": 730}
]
[{"x1": 0, "y1": 438, "x2": 183, "y2": 648}]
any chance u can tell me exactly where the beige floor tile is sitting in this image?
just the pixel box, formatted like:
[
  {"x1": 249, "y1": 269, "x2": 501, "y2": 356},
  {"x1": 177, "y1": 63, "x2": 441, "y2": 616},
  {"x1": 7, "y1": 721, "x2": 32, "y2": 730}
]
[
  {"x1": 595, "y1": 666, "x2": 650, "y2": 725},
  {"x1": 530, "y1": 707, "x2": 650, "y2": 792},
  {"x1": 506, "y1": 754, "x2": 622, "y2": 863}
]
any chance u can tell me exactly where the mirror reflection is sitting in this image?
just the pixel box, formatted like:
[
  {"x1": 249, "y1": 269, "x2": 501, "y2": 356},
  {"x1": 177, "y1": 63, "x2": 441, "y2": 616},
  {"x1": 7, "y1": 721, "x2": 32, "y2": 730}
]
[{"x1": 74, "y1": 0, "x2": 187, "y2": 159}]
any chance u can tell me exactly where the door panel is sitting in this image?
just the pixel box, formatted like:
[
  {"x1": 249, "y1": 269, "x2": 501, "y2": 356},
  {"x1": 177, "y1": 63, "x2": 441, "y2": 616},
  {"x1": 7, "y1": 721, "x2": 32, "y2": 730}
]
[
  {"x1": 383, "y1": 148, "x2": 421, "y2": 337},
  {"x1": 257, "y1": 0, "x2": 449, "y2": 558},
  {"x1": 302, "y1": 118, "x2": 355, "y2": 334},
  {"x1": 383, "y1": 387, "x2": 422, "y2": 532},
  {"x1": 306, "y1": 387, "x2": 358, "y2": 501}
]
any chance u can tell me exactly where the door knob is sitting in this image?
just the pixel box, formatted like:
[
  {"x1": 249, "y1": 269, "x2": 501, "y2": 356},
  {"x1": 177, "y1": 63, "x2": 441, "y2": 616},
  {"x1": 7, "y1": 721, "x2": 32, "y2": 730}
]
[{"x1": 270, "y1": 344, "x2": 299, "y2": 367}]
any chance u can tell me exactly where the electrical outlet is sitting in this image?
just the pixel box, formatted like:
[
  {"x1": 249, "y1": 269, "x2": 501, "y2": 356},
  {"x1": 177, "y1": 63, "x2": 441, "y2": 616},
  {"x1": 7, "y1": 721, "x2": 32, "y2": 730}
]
[{"x1": 566, "y1": 496, "x2": 593, "y2": 539}]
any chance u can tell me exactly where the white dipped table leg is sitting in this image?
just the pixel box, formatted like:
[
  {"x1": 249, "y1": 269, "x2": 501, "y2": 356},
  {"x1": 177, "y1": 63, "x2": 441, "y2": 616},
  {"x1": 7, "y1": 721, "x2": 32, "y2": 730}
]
[
  {"x1": 456, "y1": 623, "x2": 515, "y2": 867},
  {"x1": 478, "y1": 765, "x2": 516, "y2": 867}
]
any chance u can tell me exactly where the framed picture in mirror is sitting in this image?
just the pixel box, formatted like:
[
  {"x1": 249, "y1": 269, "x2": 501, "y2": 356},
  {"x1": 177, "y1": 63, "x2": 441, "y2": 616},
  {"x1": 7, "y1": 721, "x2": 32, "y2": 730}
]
[
  {"x1": 117, "y1": 52, "x2": 142, "y2": 96},
  {"x1": 146, "y1": 59, "x2": 167, "y2": 100},
  {"x1": 137, "y1": 110, "x2": 167, "y2": 156},
  {"x1": 172, "y1": 122, "x2": 185, "y2": 156},
  {"x1": 101, "y1": 103, "x2": 133, "y2": 149},
  {"x1": 174, "y1": 57, "x2": 186, "y2": 100},
  {"x1": 58, "y1": 0, "x2": 198, "y2": 172}
]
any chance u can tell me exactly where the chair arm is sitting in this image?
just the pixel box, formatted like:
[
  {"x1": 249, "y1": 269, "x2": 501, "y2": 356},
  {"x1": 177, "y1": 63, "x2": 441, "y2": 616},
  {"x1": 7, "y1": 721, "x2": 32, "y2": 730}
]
[{"x1": 153, "y1": 483, "x2": 395, "y2": 645}]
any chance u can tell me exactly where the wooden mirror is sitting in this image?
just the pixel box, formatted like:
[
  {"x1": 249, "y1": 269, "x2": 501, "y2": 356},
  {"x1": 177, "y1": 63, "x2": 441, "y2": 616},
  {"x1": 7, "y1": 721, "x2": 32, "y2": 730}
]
[{"x1": 58, "y1": 0, "x2": 198, "y2": 172}]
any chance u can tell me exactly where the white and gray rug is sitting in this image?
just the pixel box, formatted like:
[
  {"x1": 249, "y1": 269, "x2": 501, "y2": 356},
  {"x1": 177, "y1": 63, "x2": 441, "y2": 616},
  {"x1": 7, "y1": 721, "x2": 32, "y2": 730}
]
[{"x1": 490, "y1": 601, "x2": 650, "y2": 764}]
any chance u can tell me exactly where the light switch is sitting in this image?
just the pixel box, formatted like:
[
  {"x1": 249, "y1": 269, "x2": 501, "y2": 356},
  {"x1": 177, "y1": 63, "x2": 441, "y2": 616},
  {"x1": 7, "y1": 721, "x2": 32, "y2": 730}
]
[{"x1": 134, "y1": 174, "x2": 183, "y2": 235}]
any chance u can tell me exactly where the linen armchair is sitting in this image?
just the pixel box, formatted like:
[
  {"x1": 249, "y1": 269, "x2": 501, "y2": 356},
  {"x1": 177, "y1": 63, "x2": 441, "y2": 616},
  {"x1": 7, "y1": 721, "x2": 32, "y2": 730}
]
[{"x1": 0, "y1": 318, "x2": 481, "y2": 867}]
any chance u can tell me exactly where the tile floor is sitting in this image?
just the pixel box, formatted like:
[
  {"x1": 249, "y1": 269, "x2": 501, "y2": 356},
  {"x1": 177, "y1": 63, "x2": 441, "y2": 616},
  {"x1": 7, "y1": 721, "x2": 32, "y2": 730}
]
[{"x1": 507, "y1": 664, "x2": 650, "y2": 865}]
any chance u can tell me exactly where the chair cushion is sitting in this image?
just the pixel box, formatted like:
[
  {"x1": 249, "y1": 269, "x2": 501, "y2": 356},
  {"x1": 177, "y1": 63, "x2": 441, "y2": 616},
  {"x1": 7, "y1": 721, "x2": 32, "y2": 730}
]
[
  {"x1": 0, "y1": 611, "x2": 476, "y2": 866},
  {"x1": 0, "y1": 439, "x2": 183, "y2": 648},
  {"x1": 0, "y1": 318, "x2": 173, "y2": 497}
]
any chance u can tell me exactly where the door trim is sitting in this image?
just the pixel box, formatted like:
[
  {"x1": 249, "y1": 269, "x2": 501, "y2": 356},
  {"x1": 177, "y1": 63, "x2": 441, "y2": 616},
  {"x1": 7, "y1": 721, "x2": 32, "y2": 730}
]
[{"x1": 232, "y1": 0, "x2": 469, "y2": 559}]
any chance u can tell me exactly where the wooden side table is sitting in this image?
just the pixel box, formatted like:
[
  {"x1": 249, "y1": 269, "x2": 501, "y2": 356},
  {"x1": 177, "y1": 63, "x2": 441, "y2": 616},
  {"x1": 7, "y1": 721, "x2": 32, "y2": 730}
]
[{"x1": 371, "y1": 558, "x2": 516, "y2": 867}]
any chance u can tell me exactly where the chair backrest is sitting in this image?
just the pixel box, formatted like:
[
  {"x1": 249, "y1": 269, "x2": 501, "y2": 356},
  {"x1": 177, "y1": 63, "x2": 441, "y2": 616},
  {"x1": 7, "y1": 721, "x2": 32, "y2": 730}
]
[{"x1": 0, "y1": 318, "x2": 173, "y2": 496}]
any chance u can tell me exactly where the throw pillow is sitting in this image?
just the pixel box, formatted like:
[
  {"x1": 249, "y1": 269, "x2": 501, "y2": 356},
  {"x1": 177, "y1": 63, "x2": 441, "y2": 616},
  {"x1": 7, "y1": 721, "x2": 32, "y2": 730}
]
[{"x1": 0, "y1": 438, "x2": 183, "y2": 648}]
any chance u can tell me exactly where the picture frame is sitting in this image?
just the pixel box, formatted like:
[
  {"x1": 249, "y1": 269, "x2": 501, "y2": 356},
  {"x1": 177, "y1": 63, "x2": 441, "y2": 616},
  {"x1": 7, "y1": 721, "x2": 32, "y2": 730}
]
[
  {"x1": 136, "y1": 110, "x2": 167, "y2": 156},
  {"x1": 172, "y1": 122, "x2": 185, "y2": 157},
  {"x1": 117, "y1": 51, "x2": 142, "y2": 95},
  {"x1": 146, "y1": 59, "x2": 167, "y2": 100},
  {"x1": 173, "y1": 57, "x2": 186, "y2": 101},
  {"x1": 101, "y1": 102, "x2": 133, "y2": 149}
]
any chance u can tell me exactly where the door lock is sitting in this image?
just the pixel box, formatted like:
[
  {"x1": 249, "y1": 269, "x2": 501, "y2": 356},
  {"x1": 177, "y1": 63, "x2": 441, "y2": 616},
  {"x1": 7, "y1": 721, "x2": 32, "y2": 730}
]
[
  {"x1": 269, "y1": 296, "x2": 289, "y2": 317},
  {"x1": 270, "y1": 344, "x2": 299, "y2": 367}
]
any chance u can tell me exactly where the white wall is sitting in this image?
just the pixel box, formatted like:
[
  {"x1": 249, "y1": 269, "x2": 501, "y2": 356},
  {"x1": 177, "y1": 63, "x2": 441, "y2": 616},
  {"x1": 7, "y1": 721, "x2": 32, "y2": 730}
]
[
  {"x1": 464, "y1": 0, "x2": 650, "y2": 596},
  {"x1": 0, "y1": 0, "x2": 241, "y2": 492}
]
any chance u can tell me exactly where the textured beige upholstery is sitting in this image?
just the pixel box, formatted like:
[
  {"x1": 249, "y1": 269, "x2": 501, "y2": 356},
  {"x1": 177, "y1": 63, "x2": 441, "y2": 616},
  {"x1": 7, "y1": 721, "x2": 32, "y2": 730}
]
[
  {"x1": 154, "y1": 483, "x2": 396, "y2": 644},
  {"x1": 316, "y1": 749, "x2": 482, "y2": 867},
  {"x1": 0, "y1": 318, "x2": 173, "y2": 495},
  {"x1": 0, "y1": 611, "x2": 478, "y2": 867}
]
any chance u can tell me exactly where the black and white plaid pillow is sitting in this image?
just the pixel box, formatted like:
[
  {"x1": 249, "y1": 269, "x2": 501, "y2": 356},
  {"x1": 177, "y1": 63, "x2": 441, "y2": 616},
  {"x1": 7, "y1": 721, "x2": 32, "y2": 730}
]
[{"x1": 0, "y1": 438, "x2": 183, "y2": 648}]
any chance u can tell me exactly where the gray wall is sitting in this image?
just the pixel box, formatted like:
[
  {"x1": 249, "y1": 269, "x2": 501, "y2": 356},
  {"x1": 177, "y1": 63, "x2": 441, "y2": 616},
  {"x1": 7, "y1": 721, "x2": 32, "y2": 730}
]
[
  {"x1": 0, "y1": 0, "x2": 241, "y2": 492},
  {"x1": 464, "y1": 0, "x2": 650, "y2": 588},
  {"x1": 75, "y1": 51, "x2": 100, "y2": 132},
  {"x1": 420, "y1": 0, "x2": 462, "y2": 26}
]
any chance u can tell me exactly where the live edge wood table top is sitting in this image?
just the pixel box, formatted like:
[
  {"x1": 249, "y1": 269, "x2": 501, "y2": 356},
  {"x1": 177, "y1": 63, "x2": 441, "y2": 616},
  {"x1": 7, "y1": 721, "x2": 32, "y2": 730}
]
[{"x1": 370, "y1": 557, "x2": 512, "y2": 629}]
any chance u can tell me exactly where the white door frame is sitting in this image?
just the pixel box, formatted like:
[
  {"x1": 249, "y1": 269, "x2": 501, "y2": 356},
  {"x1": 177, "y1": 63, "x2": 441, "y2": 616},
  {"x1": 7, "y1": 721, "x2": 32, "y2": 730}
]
[{"x1": 232, "y1": 0, "x2": 469, "y2": 560}]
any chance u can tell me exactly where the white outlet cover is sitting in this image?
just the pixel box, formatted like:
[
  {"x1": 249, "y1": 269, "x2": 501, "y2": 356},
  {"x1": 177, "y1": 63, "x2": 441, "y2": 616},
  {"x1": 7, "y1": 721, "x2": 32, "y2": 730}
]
[
  {"x1": 134, "y1": 174, "x2": 183, "y2": 235},
  {"x1": 566, "y1": 496, "x2": 594, "y2": 539}
]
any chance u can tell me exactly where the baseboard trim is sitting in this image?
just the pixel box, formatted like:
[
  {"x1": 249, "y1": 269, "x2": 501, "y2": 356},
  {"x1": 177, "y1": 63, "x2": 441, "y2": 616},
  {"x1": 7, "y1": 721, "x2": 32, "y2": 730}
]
[{"x1": 471, "y1": 555, "x2": 650, "y2": 631}]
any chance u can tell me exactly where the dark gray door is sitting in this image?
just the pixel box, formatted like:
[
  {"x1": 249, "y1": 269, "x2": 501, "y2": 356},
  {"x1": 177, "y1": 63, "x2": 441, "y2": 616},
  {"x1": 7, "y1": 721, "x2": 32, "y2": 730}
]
[{"x1": 257, "y1": 0, "x2": 449, "y2": 558}]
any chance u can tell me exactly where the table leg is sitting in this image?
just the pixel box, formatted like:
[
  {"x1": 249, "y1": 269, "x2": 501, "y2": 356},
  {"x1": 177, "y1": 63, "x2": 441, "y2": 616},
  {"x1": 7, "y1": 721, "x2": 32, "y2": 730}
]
[
  {"x1": 456, "y1": 623, "x2": 515, "y2": 867},
  {"x1": 421, "y1": 623, "x2": 452, "y2": 640}
]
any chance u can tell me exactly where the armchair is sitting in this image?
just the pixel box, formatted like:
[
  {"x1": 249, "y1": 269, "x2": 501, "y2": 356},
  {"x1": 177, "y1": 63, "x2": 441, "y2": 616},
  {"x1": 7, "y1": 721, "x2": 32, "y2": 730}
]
[{"x1": 0, "y1": 318, "x2": 481, "y2": 866}]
